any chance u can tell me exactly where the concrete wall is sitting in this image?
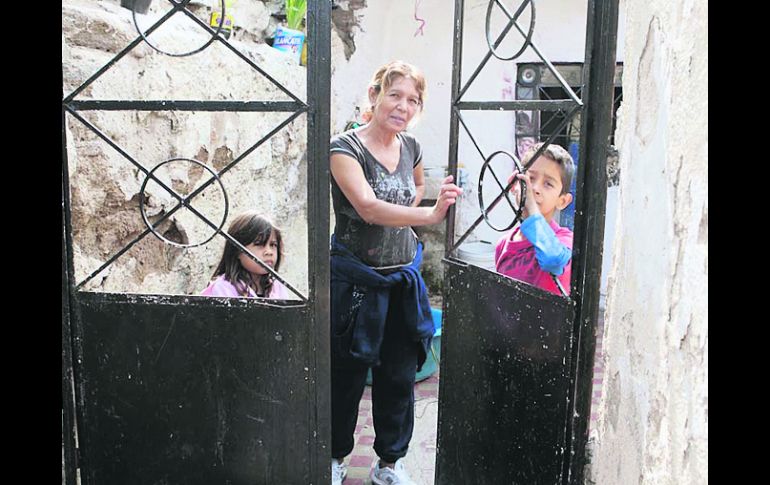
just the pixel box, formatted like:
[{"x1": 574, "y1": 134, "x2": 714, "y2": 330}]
[{"x1": 588, "y1": 0, "x2": 708, "y2": 482}]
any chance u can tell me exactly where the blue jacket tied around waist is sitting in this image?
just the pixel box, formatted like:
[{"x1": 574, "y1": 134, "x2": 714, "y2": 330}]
[{"x1": 330, "y1": 236, "x2": 434, "y2": 369}]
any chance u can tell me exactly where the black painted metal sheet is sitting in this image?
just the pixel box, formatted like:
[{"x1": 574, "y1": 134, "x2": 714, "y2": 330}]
[
  {"x1": 75, "y1": 293, "x2": 314, "y2": 485},
  {"x1": 436, "y1": 261, "x2": 575, "y2": 485}
]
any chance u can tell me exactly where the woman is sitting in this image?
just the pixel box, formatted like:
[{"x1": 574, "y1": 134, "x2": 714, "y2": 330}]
[{"x1": 329, "y1": 60, "x2": 461, "y2": 485}]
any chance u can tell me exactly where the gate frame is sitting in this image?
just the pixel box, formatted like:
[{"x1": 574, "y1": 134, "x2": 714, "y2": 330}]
[
  {"x1": 566, "y1": 0, "x2": 620, "y2": 481},
  {"x1": 442, "y1": 0, "x2": 620, "y2": 483}
]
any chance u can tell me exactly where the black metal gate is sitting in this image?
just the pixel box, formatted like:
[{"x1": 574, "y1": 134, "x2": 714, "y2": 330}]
[
  {"x1": 436, "y1": 0, "x2": 619, "y2": 483},
  {"x1": 61, "y1": 2, "x2": 331, "y2": 483}
]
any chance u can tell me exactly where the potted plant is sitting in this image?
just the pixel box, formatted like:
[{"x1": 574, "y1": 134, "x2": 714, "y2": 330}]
[{"x1": 285, "y1": 0, "x2": 307, "y2": 32}]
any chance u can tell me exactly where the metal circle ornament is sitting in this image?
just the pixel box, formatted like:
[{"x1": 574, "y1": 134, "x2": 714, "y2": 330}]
[
  {"x1": 131, "y1": 0, "x2": 226, "y2": 57},
  {"x1": 485, "y1": 0, "x2": 536, "y2": 61},
  {"x1": 478, "y1": 150, "x2": 527, "y2": 232},
  {"x1": 139, "y1": 157, "x2": 229, "y2": 248}
]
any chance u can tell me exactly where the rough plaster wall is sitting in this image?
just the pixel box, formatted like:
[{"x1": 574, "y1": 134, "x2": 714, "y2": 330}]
[
  {"x1": 589, "y1": 0, "x2": 708, "y2": 483},
  {"x1": 63, "y1": 0, "x2": 310, "y2": 296},
  {"x1": 331, "y1": 0, "x2": 366, "y2": 61}
]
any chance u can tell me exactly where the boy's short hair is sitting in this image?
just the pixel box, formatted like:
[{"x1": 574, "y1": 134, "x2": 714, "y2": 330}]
[{"x1": 522, "y1": 142, "x2": 575, "y2": 195}]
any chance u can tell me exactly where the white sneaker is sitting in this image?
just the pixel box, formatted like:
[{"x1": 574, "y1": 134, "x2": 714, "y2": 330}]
[
  {"x1": 332, "y1": 458, "x2": 347, "y2": 485},
  {"x1": 370, "y1": 459, "x2": 415, "y2": 485}
]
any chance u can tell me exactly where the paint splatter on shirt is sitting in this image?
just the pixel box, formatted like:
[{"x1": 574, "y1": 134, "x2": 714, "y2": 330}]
[{"x1": 330, "y1": 129, "x2": 423, "y2": 267}]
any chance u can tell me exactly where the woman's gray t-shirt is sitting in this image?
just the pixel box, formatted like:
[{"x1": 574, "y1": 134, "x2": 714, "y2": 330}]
[{"x1": 330, "y1": 129, "x2": 422, "y2": 268}]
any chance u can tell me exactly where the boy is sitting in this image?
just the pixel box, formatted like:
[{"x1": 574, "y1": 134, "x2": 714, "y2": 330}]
[{"x1": 495, "y1": 143, "x2": 575, "y2": 296}]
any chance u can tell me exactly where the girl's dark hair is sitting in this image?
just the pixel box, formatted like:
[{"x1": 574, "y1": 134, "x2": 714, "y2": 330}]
[{"x1": 211, "y1": 211, "x2": 283, "y2": 297}]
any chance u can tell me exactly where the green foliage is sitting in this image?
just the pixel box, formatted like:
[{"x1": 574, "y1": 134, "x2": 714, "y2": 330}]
[{"x1": 285, "y1": 0, "x2": 307, "y2": 31}]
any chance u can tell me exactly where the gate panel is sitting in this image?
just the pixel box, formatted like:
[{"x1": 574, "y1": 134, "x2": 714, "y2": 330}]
[
  {"x1": 436, "y1": 0, "x2": 620, "y2": 483},
  {"x1": 436, "y1": 264, "x2": 574, "y2": 483},
  {"x1": 75, "y1": 295, "x2": 313, "y2": 484},
  {"x1": 62, "y1": 1, "x2": 331, "y2": 483}
]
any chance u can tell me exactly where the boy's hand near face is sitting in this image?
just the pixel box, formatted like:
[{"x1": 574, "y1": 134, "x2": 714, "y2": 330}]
[{"x1": 508, "y1": 170, "x2": 540, "y2": 219}]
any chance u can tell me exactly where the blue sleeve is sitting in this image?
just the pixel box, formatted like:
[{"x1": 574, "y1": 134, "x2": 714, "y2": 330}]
[{"x1": 520, "y1": 214, "x2": 572, "y2": 276}]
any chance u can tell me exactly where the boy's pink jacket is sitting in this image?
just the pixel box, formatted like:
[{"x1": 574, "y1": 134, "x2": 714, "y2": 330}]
[
  {"x1": 200, "y1": 275, "x2": 289, "y2": 299},
  {"x1": 494, "y1": 218, "x2": 573, "y2": 296}
]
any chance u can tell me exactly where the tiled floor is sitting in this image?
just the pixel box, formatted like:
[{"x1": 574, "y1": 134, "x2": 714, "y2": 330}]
[{"x1": 343, "y1": 373, "x2": 440, "y2": 485}]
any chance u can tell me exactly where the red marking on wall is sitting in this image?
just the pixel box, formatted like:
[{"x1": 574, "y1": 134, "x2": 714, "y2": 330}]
[{"x1": 414, "y1": 0, "x2": 426, "y2": 37}]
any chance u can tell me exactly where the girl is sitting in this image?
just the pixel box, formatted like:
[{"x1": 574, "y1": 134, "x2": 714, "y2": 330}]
[{"x1": 201, "y1": 211, "x2": 289, "y2": 299}]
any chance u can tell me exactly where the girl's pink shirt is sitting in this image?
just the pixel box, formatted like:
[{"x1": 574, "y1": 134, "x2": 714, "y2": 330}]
[{"x1": 200, "y1": 275, "x2": 290, "y2": 299}]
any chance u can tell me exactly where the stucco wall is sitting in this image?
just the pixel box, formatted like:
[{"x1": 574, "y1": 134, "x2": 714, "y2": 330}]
[{"x1": 588, "y1": 0, "x2": 708, "y2": 482}]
